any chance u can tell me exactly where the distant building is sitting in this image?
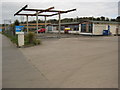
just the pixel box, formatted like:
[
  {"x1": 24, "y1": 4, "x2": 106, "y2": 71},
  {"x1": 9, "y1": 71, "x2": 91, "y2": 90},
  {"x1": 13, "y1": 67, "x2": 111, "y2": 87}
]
[
  {"x1": 20, "y1": 23, "x2": 51, "y2": 31},
  {"x1": 0, "y1": 23, "x2": 51, "y2": 32},
  {"x1": 47, "y1": 21, "x2": 119, "y2": 35},
  {"x1": 0, "y1": 25, "x2": 5, "y2": 31}
]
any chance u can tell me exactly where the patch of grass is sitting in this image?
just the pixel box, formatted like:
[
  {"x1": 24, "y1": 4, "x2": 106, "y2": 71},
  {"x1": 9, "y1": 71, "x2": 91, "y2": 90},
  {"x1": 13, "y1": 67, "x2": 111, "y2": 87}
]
[{"x1": 2, "y1": 32, "x2": 41, "y2": 47}]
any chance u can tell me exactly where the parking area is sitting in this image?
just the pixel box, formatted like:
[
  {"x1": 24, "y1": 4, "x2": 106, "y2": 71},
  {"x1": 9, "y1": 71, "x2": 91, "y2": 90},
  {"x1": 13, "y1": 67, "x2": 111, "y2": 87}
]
[
  {"x1": 36, "y1": 33, "x2": 82, "y2": 39},
  {"x1": 20, "y1": 35, "x2": 118, "y2": 88}
]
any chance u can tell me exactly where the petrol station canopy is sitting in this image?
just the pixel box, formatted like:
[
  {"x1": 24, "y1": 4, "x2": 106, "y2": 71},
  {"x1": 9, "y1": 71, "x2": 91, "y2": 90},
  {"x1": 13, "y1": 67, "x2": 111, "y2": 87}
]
[{"x1": 14, "y1": 5, "x2": 76, "y2": 34}]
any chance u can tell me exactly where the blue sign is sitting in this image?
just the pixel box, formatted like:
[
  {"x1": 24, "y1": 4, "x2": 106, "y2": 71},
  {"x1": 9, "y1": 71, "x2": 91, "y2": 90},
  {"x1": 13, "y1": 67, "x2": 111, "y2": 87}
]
[
  {"x1": 0, "y1": 29, "x2": 2, "y2": 32},
  {"x1": 15, "y1": 26, "x2": 24, "y2": 32}
]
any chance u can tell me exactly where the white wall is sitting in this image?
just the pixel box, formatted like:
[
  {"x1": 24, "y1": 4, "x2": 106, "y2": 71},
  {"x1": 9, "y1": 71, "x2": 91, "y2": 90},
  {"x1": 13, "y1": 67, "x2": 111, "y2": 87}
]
[
  {"x1": 93, "y1": 24, "x2": 118, "y2": 35},
  {"x1": 48, "y1": 23, "x2": 118, "y2": 35},
  {"x1": 109, "y1": 24, "x2": 117, "y2": 35},
  {"x1": 69, "y1": 31, "x2": 80, "y2": 34},
  {"x1": 52, "y1": 31, "x2": 64, "y2": 33},
  {"x1": 53, "y1": 27, "x2": 57, "y2": 31},
  {"x1": 93, "y1": 24, "x2": 107, "y2": 35},
  {"x1": 118, "y1": 25, "x2": 120, "y2": 34}
]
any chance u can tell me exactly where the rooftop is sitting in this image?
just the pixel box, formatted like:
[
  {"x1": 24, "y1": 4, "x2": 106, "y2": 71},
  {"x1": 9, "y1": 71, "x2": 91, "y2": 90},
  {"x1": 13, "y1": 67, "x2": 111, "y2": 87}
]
[{"x1": 51, "y1": 20, "x2": 119, "y2": 25}]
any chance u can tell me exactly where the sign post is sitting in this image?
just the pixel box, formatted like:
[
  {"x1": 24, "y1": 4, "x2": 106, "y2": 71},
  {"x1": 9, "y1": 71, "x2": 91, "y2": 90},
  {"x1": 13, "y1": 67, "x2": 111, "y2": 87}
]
[{"x1": 15, "y1": 26, "x2": 24, "y2": 47}]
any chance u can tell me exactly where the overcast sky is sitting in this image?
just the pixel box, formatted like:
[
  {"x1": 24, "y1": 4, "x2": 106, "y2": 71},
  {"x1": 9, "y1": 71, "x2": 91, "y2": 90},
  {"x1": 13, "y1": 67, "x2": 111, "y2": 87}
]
[{"x1": 0, "y1": 0, "x2": 120, "y2": 24}]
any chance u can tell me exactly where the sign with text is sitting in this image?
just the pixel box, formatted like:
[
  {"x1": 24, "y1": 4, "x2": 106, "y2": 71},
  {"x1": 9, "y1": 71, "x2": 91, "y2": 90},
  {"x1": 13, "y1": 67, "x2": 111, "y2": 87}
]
[{"x1": 15, "y1": 26, "x2": 24, "y2": 34}]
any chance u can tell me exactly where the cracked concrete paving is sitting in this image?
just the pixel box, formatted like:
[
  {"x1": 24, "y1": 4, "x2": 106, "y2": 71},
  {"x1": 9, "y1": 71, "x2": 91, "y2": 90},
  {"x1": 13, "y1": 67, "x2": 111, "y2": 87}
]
[{"x1": 20, "y1": 36, "x2": 118, "y2": 88}]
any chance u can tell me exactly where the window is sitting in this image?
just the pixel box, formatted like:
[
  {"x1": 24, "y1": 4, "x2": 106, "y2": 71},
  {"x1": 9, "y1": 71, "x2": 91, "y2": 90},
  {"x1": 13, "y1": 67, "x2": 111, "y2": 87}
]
[
  {"x1": 81, "y1": 24, "x2": 86, "y2": 32},
  {"x1": 88, "y1": 24, "x2": 93, "y2": 33},
  {"x1": 61, "y1": 26, "x2": 65, "y2": 31},
  {"x1": 69, "y1": 25, "x2": 73, "y2": 31},
  {"x1": 48, "y1": 26, "x2": 52, "y2": 31},
  {"x1": 81, "y1": 23, "x2": 93, "y2": 33},
  {"x1": 74, "y1": 25, "x2": 79, "y2": 31}
]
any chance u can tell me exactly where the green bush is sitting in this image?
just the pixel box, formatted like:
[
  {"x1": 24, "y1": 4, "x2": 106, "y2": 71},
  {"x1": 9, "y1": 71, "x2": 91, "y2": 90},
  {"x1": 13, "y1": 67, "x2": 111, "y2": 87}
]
[
  {"x1": 3, "y1": 31, "x2": 41, "y2": 47},
  {"x1": 27, "y1": 32, "x2": 35, "y2": 44},
  {"x1": 25, "y1": 32, "x2": 41, "y2": 46}
]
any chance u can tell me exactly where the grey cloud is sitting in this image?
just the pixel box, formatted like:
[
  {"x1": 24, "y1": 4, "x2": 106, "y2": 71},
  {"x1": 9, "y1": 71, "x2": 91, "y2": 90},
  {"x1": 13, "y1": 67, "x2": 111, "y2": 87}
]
[{"x1": 1, "y1": 1, "x2": 119, "y2": 24}]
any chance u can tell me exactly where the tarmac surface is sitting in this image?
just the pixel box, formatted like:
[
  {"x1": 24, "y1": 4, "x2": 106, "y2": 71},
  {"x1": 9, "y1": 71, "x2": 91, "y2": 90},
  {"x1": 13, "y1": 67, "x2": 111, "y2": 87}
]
[{"x1": 2, "y1": 34, "x2": 118, "y2": 88}]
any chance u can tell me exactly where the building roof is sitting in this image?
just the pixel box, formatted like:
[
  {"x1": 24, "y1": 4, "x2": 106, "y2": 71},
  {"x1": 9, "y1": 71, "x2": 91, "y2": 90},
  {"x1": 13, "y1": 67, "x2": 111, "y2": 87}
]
[
  {"x1": 91, "y1": 21, "x2": 119, "y2": 24},
  {"x1": 20, "y1": 23, "x2": 51, "y2": 26},
  {"x1": 52, "y1": 22, "x2": 80, "y2": 26},
  {"x1": 50, "y1": 20, "x2": 119, "y2": 26}
]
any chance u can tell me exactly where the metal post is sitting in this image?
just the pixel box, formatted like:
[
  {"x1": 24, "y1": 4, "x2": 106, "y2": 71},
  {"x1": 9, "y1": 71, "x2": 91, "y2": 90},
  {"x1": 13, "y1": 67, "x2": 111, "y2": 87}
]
[
  {"x1": 26, "y1": 15, "x2": 29, "y2": 33},
  {"x1": 58, "y1": 12, "x2": 61, "y2": 37},
  {"x1": 36, "y1": 11, "x2": 38, "y2": 35},
  {"x1": 4, "y1": 20, "x2": 6, "y2": 31},
  {"x1": 92, "y1": 17, "x2": 93, "y2": 37},
  {"x1": 45, "y1": 16, "x2": 47, "y2": 33}
]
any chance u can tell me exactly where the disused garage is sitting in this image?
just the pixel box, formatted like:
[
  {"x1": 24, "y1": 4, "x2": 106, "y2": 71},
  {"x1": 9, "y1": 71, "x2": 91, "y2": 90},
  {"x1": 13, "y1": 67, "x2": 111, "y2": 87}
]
[{"x1": 47, "y1": 21, "x2": 119, "y2": 35}]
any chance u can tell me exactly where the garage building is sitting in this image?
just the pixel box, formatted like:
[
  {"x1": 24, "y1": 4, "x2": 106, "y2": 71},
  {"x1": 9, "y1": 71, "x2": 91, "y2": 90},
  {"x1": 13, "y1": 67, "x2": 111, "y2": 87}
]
[{"x1": 47, "y1": 21, "x2": 119, "y2": 35}]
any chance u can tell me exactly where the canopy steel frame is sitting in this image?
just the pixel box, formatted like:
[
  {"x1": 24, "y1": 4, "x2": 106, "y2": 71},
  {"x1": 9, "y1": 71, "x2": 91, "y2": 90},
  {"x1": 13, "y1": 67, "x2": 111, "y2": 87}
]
[{"x1": 14, "y1": 5, "x2": 76, "y2": 35}]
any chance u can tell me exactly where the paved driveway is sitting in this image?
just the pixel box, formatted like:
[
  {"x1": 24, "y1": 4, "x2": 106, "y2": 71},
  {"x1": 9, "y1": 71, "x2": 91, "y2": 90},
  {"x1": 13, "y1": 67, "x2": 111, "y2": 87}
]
[
  {"x1": 2, "y1": 35, "x2": 50, "y2": 88},
  {"x1": 20, "y1": 36, "x2": 118, "y2": 88}
]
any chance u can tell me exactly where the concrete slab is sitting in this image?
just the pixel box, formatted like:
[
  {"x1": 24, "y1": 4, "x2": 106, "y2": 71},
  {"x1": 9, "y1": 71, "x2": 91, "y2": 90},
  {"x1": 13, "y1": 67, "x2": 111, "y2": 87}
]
[
  {"x1": 2, "y1": 35, "x2": 50, "y2": 88},
  {"x1": 20, "y1": 36, "x2": 118, "y2": 88}
]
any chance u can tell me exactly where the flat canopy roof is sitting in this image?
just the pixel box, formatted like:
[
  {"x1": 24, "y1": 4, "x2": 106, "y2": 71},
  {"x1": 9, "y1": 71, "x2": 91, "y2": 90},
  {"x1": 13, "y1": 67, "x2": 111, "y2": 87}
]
[
  {"x1": 49, "y1": 21, "x2": 119, "y2": 26},
  {"x1": 14, "y1": 5, "x2": 76, "y2": 17}
]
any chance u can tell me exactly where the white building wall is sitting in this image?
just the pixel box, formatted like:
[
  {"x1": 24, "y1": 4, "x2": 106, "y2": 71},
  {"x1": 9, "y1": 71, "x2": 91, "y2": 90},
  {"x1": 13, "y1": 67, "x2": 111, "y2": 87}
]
[
  {"x1": 48, "y1": 23, "x2": 118, "y2": 35},
  {"x1": 79, "y1": 24, "x2": 81, "y2": 34},
  {"x1": 53, "y1": 27, "x2": 57, "y2": 31},
  {"x1": 52, "y1": 31, "x2": 64, "y2": 33},
  {"x1": 118, "y1": 25, "x2": 120, "y2": 34},
  {"x1": 69, "y1": 31, "x2": 80, "y2": 34},
  {"x1": 93, "y1": 24, "x2": 117, "y2": 35},
  {"x1": 109, "y1": 24, "x2": 117, "y2": 35},
  {"x1": 93, "y1": 24, "x2": 108, "y2": 35},
  {"x1": 92, "y1": 23, "x2": 95, "y2": 35}
]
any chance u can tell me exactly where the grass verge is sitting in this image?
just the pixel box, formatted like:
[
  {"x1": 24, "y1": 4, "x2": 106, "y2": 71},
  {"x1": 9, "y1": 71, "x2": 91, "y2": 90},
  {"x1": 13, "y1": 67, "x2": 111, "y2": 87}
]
[{"x1": 2, "y1": 32, "x2": 41, "y2": 47}]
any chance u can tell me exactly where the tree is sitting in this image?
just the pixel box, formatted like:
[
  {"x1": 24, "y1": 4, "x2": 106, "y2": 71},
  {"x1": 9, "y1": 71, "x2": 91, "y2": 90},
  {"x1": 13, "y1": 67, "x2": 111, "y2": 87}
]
[
  {"x1": 97, "y1": 17, "x2": 101, "y2": 21},
  {"x1": 12, "y1": 20, "x2": 20, "y2": 36},
  {"x1": 110, "y1": 19, "x2": 116, "y2": 21},
  {"x1": 100, "y1": 16, "x2": 105, "y2": 21},
  {"x1": 116, "y1": 16, "x2": 120, "y2": 22},
  {"x1": 106, "y1": 18, "x2": 109, "y2": 21},
  {"x1": 14, "y1": 20, "x2": 20, "y2": 26}
]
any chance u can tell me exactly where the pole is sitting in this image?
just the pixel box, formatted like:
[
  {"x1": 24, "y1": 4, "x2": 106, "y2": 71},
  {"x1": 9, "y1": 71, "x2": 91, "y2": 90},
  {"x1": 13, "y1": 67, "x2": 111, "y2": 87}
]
[
  {"x1": 92, "y1": 17, "x2": 93, "y2": 37},
  {"x1": 58, "y1": 12, "x2": 61, "y2": 37},
  {"x1": 26, "y1": 15, "x2": 29, "y2": 33},
  {"x1": 45, "y1": 16, "x2": 47, "y2": 33},
  {"x1": 4, "y1": 20, "x2": 6, "y2": 31},
  {"x1": 36, "y1": 11, "x2": 38, "y2": 35}
]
